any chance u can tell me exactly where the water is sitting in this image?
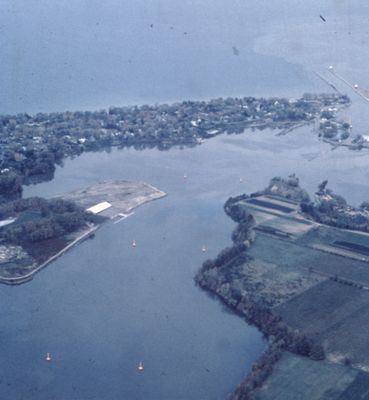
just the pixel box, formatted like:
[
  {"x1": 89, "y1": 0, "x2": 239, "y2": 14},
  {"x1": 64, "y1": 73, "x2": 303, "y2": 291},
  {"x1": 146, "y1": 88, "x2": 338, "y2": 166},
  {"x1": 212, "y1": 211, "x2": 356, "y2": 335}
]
[
  {"x1": 0, "y1": 0, "x2": 324, "y2": 115},
  {"x1": 2, "y1": 1, "x2": 369, "y2": 399},
  {"x1": 6, "y1": 125, "x2": 368, "y2": 400},
  {"x1": 3, "y1": 137, "x2": 269, "y2": 400}
]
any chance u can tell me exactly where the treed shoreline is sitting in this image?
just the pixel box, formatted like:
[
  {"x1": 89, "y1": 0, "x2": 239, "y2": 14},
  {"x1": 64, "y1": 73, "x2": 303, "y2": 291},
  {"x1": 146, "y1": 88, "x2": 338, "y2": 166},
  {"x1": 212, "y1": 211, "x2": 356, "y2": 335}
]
[
  {"x1": 195, "y1": 176, "x2": 369, "y2": 399},
  {"x1": 0, "y1": 93, "x2": 349, "y2": 203}
]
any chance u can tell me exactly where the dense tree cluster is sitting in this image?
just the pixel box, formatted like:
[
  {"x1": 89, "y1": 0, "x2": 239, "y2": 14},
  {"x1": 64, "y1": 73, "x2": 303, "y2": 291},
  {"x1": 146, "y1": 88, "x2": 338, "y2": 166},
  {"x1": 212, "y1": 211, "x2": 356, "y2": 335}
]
[
  {"x1": 251, "y1": 174, "x2": 311, "y2": 203},
  {"x1": 318, "y1": 108, "x2": 351, "y2": 141},
  {"x1": 200, "y1": 243, "x2": 249, "y2": 272},
  {"x1": 301, "y1": 180, "x2": 369, "y2": 231},
  {"x1": 232, "y1": 174, "x2": 369, "y2": 233},
  {"x1": 0, "y1": 197, "x2": 93, "y2": 244},
  {"x1": 231, "y1": 218, "x2": 256, "y2": 244},
  {"x1": 0, "y1": 170, "x2": 22, "y2": 203},
  {"x1": 231, "y1": 346, "x2": 283, "y2": 400},
  {"x1": 224, "y1": 200, "x2": 256, "y2": 245},
  {"x1": 224, "y1": 195, "x2": 251, "y2": 222}
]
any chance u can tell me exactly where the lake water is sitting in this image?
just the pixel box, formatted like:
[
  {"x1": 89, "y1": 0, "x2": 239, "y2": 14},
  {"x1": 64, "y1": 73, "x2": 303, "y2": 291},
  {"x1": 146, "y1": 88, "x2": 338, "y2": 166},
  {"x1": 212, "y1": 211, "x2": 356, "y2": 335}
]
[{"x1": 2, "y1": 1, "x2": 369, "y2": 399}]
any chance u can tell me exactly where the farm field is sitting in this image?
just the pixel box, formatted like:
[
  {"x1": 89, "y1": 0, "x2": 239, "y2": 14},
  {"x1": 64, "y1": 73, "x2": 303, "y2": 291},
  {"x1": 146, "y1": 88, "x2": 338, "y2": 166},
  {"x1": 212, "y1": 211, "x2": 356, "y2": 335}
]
[
  {"x1": 248, "y1": 233, "x2": 369, "y2": 286},
  {"x1": 255, "y1": 352, "x2": 369, "y2": 400},
  {"x1": 240, "y1": 196, "x2": 369, "y2": 367},
  {"x1": 276, "y1": 280, "x2": 369, "y2": 368}
]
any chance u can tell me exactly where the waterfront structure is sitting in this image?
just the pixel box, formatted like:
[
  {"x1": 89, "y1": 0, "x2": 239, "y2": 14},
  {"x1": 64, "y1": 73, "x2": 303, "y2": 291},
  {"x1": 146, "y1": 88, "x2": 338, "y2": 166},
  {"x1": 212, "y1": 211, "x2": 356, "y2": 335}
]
[{"x1": 86, "y1": 201, "x2": 112, "y2": 214}]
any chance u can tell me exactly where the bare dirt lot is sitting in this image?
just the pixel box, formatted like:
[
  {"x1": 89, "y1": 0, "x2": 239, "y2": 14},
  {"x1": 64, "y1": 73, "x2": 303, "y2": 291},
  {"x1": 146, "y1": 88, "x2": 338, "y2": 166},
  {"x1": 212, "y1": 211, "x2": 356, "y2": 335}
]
[{"x1": 61, "y1": 180, "x2": 166, "y2": 216}]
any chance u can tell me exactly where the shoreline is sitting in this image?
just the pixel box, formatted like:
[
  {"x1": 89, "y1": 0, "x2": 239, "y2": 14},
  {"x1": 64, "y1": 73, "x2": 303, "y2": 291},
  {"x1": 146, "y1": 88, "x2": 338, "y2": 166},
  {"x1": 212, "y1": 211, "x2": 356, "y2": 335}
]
[
  {"x1": 195, "y1": 201, "x2": 322, "y2": 398},
  {"x1": 0, "y1": 92, "x2": 349, "y2": 204},
  {"x1": 0, "y1": 224, "x2": 98, "y2": 285},
  {"x1": 196, "y1": 177, "x2": 369, "y2": 399},
  {"x1": 0, "y1": 182, "x2": 166, "y2": 285}
]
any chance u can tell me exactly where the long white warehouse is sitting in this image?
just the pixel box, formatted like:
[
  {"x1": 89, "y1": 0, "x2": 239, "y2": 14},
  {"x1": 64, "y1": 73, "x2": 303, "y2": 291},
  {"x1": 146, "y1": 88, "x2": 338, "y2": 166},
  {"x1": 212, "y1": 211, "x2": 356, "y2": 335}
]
[{"x1": 86, "y1": 201, "x2": 112, "y2": 214}]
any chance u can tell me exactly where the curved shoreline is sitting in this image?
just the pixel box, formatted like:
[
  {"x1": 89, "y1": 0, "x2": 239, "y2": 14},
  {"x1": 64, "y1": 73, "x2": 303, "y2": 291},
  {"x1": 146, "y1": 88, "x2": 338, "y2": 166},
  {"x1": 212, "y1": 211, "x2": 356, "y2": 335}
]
[
  {"x1": 0, "y1": 92, "x2": 350, "y2": 205},
  {"x1": 196, "y1": 244, "x2": 322, "y2": 399},
  {"x1": 195, "y1": 182, "x2": 328, "y2": 399},
  {"x1": 196, "y1": 175, "x2": 369, "y2": 398},
  {"x1": 0, "y1": 224, "x2": 98, "y2": 285},
  {"x1": 0, "y1": 182, "x2": 166, "y2": 285}
]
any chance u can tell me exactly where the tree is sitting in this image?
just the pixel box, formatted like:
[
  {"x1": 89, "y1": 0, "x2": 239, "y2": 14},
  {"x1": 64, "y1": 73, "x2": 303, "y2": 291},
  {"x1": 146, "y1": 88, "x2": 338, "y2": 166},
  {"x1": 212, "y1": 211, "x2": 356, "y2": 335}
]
[{"x1": 317, "y1": 180, "x2": 328, "y2": 194}]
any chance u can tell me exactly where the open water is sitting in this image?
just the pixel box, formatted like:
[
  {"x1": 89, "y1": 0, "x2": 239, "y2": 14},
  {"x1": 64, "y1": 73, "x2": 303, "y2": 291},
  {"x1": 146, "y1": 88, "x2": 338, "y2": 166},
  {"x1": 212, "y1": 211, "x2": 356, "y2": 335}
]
[{"x1": 1, "y1": 1, "x2": 369, "y2": 399}]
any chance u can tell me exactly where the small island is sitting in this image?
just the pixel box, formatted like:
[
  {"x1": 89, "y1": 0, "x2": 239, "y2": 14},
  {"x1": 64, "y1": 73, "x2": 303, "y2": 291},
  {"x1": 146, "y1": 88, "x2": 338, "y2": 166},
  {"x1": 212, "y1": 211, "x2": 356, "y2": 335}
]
[
  {"x1": 196, "y1": 175, "x2": 369, "y2": 399},
  {"x1": 0, "y1": 181, "x2": 165, "y2": 285}
]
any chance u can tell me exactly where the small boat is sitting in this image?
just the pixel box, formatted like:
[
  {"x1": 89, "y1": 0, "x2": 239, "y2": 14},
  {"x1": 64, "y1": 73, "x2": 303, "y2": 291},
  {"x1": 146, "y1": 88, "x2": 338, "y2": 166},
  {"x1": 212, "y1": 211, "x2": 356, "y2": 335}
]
[
  {"x1": 138, "y1": 361, "x2": 144, "y2": 371},
  {"x1": 132, "y1": 240, "x2": 136, "y2": 247},
  {"x1": 183, "y1": 174, "x2": 187, "y2": 179},
  {"x1": 202, "y1": 245, "x2": 206, "y2": 252},
  {"x1": 45, "y1": 352, "x2": 52, "y2": 362},
  {"x1": 239, "y1": 177, "x2": 243, "y2": 183}
]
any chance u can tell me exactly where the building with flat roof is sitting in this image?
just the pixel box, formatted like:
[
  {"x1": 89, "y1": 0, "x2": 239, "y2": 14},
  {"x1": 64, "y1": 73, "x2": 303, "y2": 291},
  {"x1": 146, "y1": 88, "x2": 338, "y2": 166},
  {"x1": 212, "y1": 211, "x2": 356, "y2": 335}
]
[{"x1": 86, "y1": 201, "x2": 112, "y2": 214}]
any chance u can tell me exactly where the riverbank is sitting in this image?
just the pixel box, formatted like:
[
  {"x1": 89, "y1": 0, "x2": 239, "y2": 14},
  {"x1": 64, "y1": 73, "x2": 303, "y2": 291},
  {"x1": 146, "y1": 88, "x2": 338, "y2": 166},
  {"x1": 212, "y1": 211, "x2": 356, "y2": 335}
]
[
  {"x1": 0, "y1": 180, "x2": 166, "y2": 284},
  {"x1": 0, "y1": 223, "x2": 98, "y2": 285},
  {"x1": 196, "y1": 176, "x2": 369, "y2": 399}
]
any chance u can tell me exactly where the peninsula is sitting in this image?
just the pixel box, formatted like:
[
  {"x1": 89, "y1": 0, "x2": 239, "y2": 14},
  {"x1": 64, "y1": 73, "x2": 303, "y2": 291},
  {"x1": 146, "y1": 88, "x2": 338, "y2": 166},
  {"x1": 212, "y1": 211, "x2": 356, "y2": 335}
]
[
  {"x1": 196, "y1": 175, "x2": 369, "y2": 399},
  {"x1": 0, "y1": 93, "x2": 349, "y2": 203},
  {"x1": 0, "y1": 180, "x2": 165, "y2": 285}
]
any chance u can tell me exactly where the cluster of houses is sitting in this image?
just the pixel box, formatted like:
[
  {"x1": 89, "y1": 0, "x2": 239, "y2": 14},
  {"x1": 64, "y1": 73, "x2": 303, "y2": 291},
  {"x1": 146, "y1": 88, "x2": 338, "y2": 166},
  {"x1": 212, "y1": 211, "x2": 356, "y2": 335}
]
[{"x1": 0, "y1": 93, "x2": 349, "y2": 196}]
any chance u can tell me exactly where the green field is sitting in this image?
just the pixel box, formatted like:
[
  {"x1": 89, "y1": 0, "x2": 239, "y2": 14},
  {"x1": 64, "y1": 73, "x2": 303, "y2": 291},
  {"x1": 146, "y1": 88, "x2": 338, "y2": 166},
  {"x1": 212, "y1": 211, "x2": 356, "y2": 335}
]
[
  {"x1": 249, "y1": 232, "x2": 369, "y2": 286},
  {"x1": 246, "y1": 219, "x2": 369, "y2": 367},
  {"x1": 276, "y1": 280, "x2": 369, "y2": 368},
  {"x1": 232, "y1": 199, "x2": 369, "y2": 373},
  {"x1": 255, "y1": 352, "x2": 369, "y2": 400}
]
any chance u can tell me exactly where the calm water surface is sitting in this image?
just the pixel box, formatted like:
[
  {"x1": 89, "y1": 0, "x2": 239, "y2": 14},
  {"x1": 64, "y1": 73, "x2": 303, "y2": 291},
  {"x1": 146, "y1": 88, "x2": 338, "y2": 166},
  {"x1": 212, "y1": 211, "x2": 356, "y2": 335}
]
[
  {"x1": 2, "y1": 1, "x2": 369, "y2": 399},
  {"x1": 7, "y1": 125, "x2": 369, "y2": 399}
]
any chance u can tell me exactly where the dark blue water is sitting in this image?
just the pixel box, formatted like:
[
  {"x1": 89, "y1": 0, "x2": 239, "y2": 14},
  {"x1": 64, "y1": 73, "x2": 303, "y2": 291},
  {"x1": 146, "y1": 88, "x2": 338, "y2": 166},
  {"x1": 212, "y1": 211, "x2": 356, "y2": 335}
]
[{"x1": 2, "y1": 1, "x2": 369, "y2": 399}]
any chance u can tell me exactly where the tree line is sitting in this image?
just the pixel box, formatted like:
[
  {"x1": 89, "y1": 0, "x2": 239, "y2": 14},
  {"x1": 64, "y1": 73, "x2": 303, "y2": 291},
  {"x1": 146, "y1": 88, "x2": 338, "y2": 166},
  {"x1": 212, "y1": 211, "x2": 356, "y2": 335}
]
[{"x1": 0, "y1": 197, "x2": 93, "y2": 244}]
